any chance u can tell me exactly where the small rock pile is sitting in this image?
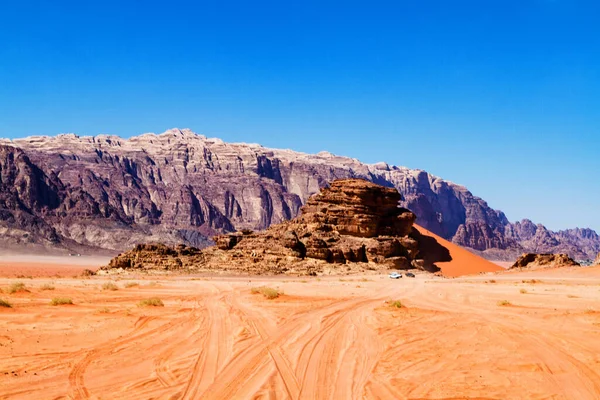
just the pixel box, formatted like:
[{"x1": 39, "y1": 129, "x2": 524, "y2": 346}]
[{"x1": 510, "y1": 253, "x2": 580, "y2": 270}]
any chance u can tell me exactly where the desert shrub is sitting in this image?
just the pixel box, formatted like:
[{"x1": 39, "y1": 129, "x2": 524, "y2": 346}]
[
  {"x1": 522, "y1": 279, "x2": 541, "y2": 284},
  {"x1": 389, "y1": 300, "x2": 403, "y2": 309},
  {"x1": 40, "y1": 284, "x2": 55, "y2": 291},
  {"x1": 0, "y1": 298, "x2": 12, "y2": 308},
  {"x1": 497, "y1": 300, "x2": 511, "y2": 306},
  {"x1": 124, "y1": 282, "x2": 139, "y2": 288},
  {"x1": 251, "y1": 286, "x2": 282, "y2": 299},
  {"x1": 138, "y1": 297, "x2": 164, "y2": 307},
  {"x1": 520, "y1": 289, "x2": 528, "y2": 294},
  {"x1": 102, "y1": 282, "x2": 119, "y2": 291},
  {"x1": 98, "y1": 307, "x2": 110, "y2": 313},
  {"x1": 8, "y1": 282, "x2": 29, "y2": 294},
  {"x1": 81, "y1": 269, "x2": 95, "y2": 277},
  {"x1": 51, "y1": 297, "x2": 73, "y2": 306},
  {"x1": 487, "y1": 279, "x2": 497, "y2": 284}
]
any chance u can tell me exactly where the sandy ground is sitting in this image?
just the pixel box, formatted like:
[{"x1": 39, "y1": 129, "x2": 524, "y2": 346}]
[
  {"x1": 1, "y1": 265, "x2": 600, "y2": 399},
  {"x1": 0, "y1": 256, "x2": 111, "y2": 278}
]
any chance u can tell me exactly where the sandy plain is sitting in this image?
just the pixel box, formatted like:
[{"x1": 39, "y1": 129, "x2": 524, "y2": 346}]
[{"x1": 1, "y1": 258, "x2": 600, "y2": 400}]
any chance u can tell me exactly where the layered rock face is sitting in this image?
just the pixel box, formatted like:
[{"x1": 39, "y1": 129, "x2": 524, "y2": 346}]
[
  {"x1": 100, "y1": 179, "x2": 449, "y2": 275},
  {"x1": 1, "y1": 128, "x2": 598, "y2": 259},
  {"x1": 510, "y1": 253, "x2": 580, "y2": 270},
  {"x1": 594, "y1": 253, "x2": 600, "y2": 266}
]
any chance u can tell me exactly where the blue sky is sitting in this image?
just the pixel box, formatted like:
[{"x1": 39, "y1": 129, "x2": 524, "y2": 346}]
[{"x1": 1, "y1": 0, "x2": 599, "y2": 232}]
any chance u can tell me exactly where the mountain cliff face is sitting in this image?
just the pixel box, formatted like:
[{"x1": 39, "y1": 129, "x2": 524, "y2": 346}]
[{"x1": 1, "y1": 128, "x2": 598, "y2": 260}]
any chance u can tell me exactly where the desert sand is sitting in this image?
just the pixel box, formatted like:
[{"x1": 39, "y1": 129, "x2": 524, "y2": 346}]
[
  {"x1": 414, "y1": 225, "x2": 503, "y2": 277},
  {"x1": 2, "y1": 261, "x2": 600, "y2": 399}
]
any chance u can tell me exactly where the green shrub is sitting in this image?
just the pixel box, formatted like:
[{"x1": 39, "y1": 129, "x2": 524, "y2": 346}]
[
  {"x1": 102, "y1": 282, "x2": 119, "y2": 291},
  {"x1": 389, "y1": 300, "x2": 403, "y2": 309},
  {"x1": 51, "y1": 297, "x2": 73, "y2": 306},
  {"x1": 251, "y1": 286, "x2": 282, "y2": 299},
  {"x1": 138, "y1": 297, "x2": 164, "y2": 307},
  {"x1": 8, "y1": 282, "x2": 29, "y2": 294}
]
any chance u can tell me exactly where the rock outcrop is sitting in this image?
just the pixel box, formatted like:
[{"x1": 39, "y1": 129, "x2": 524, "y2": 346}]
[
  {"x1": 99, "y1": 179, "x2": 450, "y2": 275},
  {"x1": 510, "y1": 253, "x2": 580, "y2": 270},
  {"x1": 105, "y1": 243, "x2": 204, "y2": 273},
  {"x1": 594, "y1": 253, "x2": 600, "y2": 266},
  {"x1": 1, "y1": 128, "x2": 599, "y2": 259}
]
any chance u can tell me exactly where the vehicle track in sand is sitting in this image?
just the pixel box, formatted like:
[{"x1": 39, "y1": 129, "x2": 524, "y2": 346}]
[{"x1": 2, "y1": 274, "x2": 600, "y2": 399}]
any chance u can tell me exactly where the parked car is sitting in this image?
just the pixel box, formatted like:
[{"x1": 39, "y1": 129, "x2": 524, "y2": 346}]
[
  {"x1": 389, "y1": 272, "x2": 402, "y2": 279},
  {"x1": 405, "y1": 272, "x2": 415, "y2": 278}
]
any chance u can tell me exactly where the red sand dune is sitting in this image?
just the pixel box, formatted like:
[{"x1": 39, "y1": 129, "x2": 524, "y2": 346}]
[{"x1": 414, "y1": 224, "x2": 503, "y2": 277}]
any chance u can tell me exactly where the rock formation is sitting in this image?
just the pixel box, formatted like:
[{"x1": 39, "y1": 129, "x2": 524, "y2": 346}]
[
  {"x1": 1, "y1": 128, "x2": 598, "y2": 259},
  {"x1": 594, "y1": 253, "x2": 600, "y2": 266},
  {"x1": 510, "y1": 253, "x2": 580, "y2": 270},
  {"x1": 99, "y1": 179, "x2": 450, "y2": 275}
]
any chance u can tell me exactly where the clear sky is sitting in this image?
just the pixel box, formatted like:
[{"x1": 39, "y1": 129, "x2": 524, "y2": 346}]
[{"x1": 1, "y1": 0, "x2": 599, "y2": 232}]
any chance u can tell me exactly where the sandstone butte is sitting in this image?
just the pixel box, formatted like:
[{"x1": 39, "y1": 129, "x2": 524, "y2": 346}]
[
  {"x1": 100, "y1": 179, "x2": 501, "y2": 277},
  {"x1": 510, "y1": 253, "x2": 580, "y2": 270}
]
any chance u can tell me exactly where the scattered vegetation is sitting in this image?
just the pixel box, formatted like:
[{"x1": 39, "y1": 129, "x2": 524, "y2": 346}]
[
  {"x1": 98, "y1": 307, "x2": 110, "y2": 314},
  {"x1": 40, "y1": 284, "x2": 55, "y2": 291},
  {"x1": 389, "y1": 300, "x2": 403, "y2": 309},
  {"x1": 102, "y1": 282, "x2": 119, "y2": 291},
  {"x1": 522, "y1": 279, "x2": 541, "y2": 284},
  {"x1": 487, "y1": 279, "x2": 497, "y2": 284},
  {"x1": 520, "y1": 289, "x2": 528, "y2": 294},
  {"x1": 0, "y1": 299, "x2": 12, "y2": 308},
  {"x1": 497, "y1": 300, "x2": 511, "y2": 306},
  {"x1": 124, "y1": 282, "x2": 139, "y2": 288},
  {"x1": 251, "y1": 286, "x2": 282, "y2": 299},
  {"x1": 138, "y1": 297, "x2": 164, "y2": 307},
  {"x1": 7, "y1": 282, "x2": 29, "y2": 294},
  {"x1": 50, "y1": 297, "x2": 73, "y2": 306}
]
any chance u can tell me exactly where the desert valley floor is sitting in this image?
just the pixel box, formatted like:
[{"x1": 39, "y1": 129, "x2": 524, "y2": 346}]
[{"x1": 1, "y1": 259, "x2": 600, "y2": 400}]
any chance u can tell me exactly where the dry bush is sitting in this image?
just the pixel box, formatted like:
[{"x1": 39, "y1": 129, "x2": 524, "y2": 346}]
[
  {"x1": 138, "y1": 297, "x2": 164, "y2": 307},
  {"x1": 40, "y1": 284, "x2": 55, "y2": 291},
  {"x1": 124, "y1": 282, "x2": 139, "y2": 288},
  {"x1": 8, "y1": 282, "x2": 29, "y2": 294},
  {"x1": 0, "y1": 298, "x2": 12, "y2": 308},
  {"x1": 389, "y1": 300, "x2": 403, "y2": 309},
  {"x1": 251, "y1": 286, "x2": 282, "y2": 299},
  {"x1": 487, "y1": 279, "x2": 497, "y2": 284},
  {"x1": 522, "y1": 279, "x2": 541, "y2": 284},
  {"x1": 50, "y1": 297, "x2": 73, "y2": 306},
  {"x1": 497, "y1": 300, "x2": 511, "y2": 306},
  {"x1": 102, "y1": 282, "x2": 119, "y2": 291},
  {"x1": 520, "y1": 289, "x2": 528, "y2": 294},
  {"x1": 98, "y1": 307, "x2": 110, "y2": 314}
]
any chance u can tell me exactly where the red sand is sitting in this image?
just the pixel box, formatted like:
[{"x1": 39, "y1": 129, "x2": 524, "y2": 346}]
[{"x1": 414, "y1": 225, "x2": 503, "y2": 277}]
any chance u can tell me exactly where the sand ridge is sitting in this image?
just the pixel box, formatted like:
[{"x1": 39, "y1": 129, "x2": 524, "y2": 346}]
[{"x1": 414, "y1": 225, "x2": 503, "y2": 277}]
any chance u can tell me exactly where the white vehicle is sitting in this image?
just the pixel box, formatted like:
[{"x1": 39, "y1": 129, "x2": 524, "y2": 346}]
[{"x1": 389, "y1": 272, "x2": 402, "y2": 279}]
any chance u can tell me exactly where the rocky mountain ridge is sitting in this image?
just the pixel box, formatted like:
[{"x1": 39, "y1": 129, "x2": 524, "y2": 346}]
[{"x1": 1, "y1": 128, "x2": 598, "y2": 260}]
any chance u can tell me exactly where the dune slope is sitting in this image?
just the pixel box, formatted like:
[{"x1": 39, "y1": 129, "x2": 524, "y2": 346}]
[{"x1": 415, "y1": 225, "x2": 503, "y2": 277}]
